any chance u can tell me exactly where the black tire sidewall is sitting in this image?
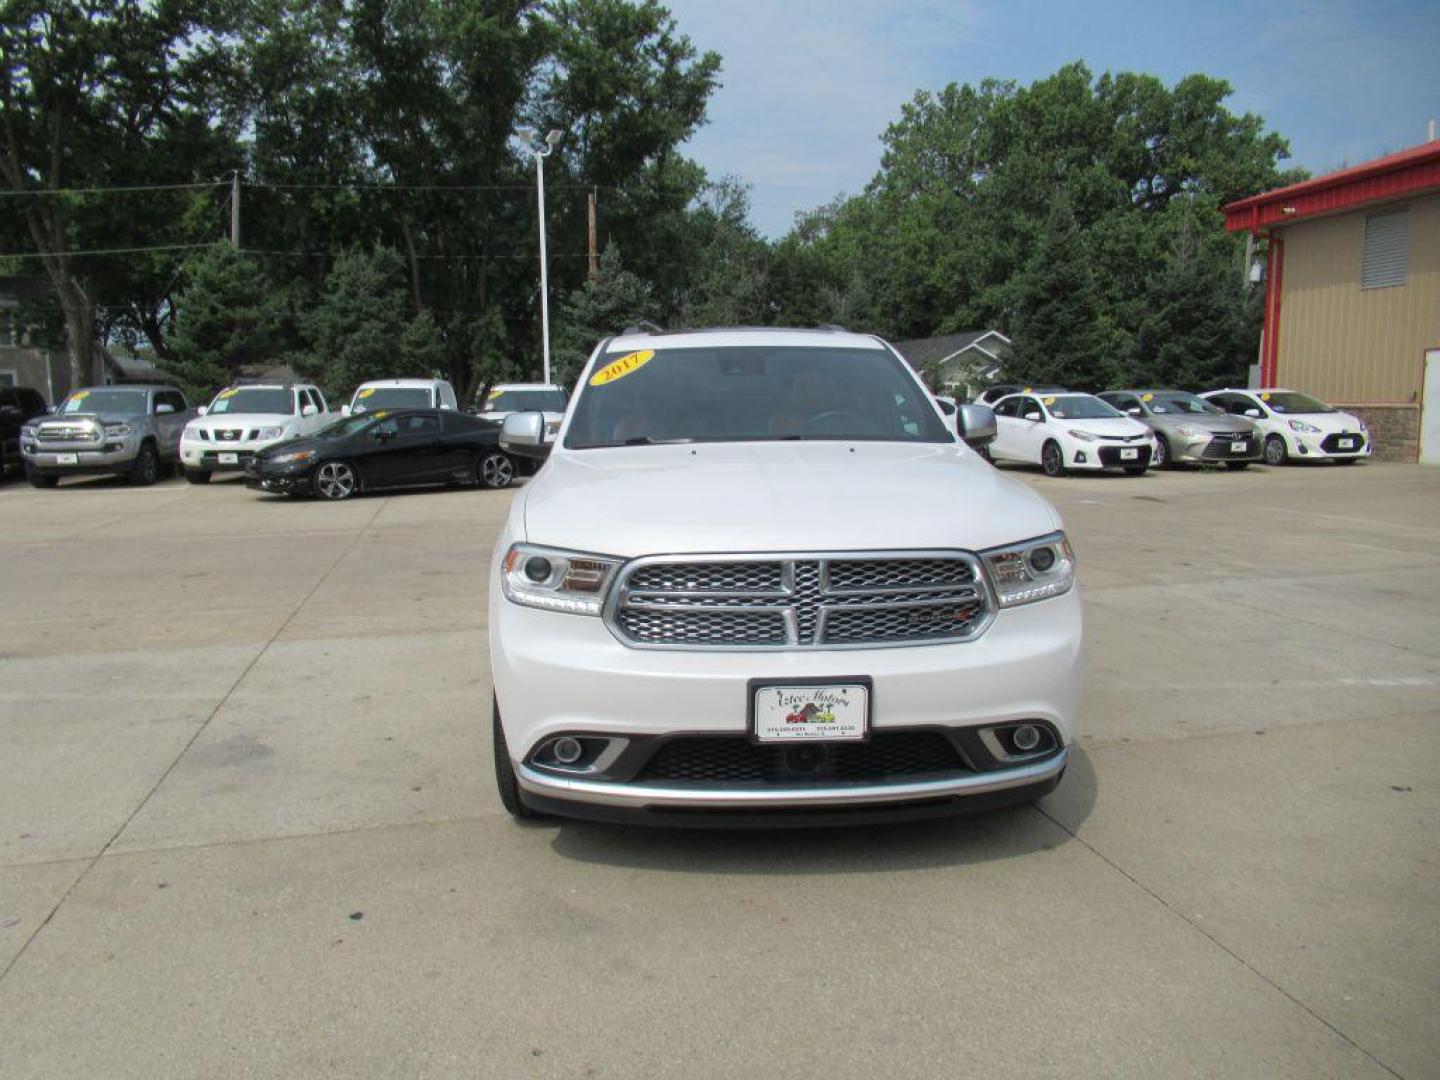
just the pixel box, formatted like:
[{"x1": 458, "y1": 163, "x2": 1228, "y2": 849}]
[
  {"x1": 130, "y1": 444, "x2": 158, "y2": 486},
  {"x1": 1265, "y1": 435, "x2": 1287, "y2": 466},
  {"x1": 478, "y1": 451, "x2": 514, "y2": 490},
  {"x1": 492, "y1": 697, "x2": 533, "y2": 818},
  {"x1": 1042, "y1": 441, "x2": 1065, "y2": 477},
  {"x1": 1153, "y1": 435, "x2": 1170, "y2": 468}
]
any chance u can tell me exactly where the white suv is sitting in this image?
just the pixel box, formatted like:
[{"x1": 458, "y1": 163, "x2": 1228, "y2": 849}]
[
  {"x1": 344, "y1": 377, "x2": 458, "y2": 416},
  {"x1": 1200, "y1": 388, "x2": 1371, "y2": 465},
  {"x1": 477, "y1": 382, "x2": 567, "y2": 440},
  {"x1": 489, "y1": 327, "x2": 1081, "y2": 826},
  {"x1": 180, "y1": 383, "x2": 332, "y2": 482}
]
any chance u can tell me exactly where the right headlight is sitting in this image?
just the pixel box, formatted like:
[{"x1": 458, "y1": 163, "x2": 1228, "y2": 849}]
[
  {"x1": 501, "y1": 543, "x2": 622, "y2": 615},
  {"x1": 980, "y1": 531, "x2": 1075, "y2": 607},
  {"x1": 1175, "y1": 425, "x2": 1205, "y2": 438}
]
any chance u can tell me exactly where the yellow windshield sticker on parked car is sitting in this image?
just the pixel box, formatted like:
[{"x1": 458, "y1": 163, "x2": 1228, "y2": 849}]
[
  {"x1": 589, "y1": 349, "x2": 654, "y2": 387},
  {"x1": 219, "y1": 388, "x2": 237, "y2": 399},
  {"x1": 488, "y1": 389, "x2": 503, "y2": 400},
  {"x1": 1043, "y1": 396, "x2": 1056, "y2": 406},
  {"x1": 1022, "y1": 387, "x2": 1033, "y2": 394},
  {"x1": 71, "y1": 390, "x2": 89, "y2": 400},
  {"x1": 358, "y1": 388, "x2": 375, "y2": 398},
  {"x1": 1141, "y1": 393, "x2": 1154, "y2": 402},
  {"x1": 1260, "y1": 393, "x2": 1271, "y2": 401}
]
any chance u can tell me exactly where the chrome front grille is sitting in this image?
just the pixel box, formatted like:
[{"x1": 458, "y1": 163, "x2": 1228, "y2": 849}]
[
  {"x1": 609, "y1": 553, "x2": 991, "y2": 649},
  {"x1": 37, "y1": 423, "x2": 100, "y2": 443}
]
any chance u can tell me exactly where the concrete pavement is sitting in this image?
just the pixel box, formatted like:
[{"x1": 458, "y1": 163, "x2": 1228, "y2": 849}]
[{"x1": 0, "y1": 462, "x2": 1435, "y2": 1078}]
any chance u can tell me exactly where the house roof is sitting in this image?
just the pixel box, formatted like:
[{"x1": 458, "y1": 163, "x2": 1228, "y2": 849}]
[
  {"x1": 1223, "y1": 140, "x2": 1440, "y2": 233},
  {"x1": 892, "y1": 330, "x2": 1010, "y2": 368}
]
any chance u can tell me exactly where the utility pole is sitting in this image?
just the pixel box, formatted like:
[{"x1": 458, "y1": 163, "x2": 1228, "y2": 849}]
[
  {"x1": 230, "y1": 171, "x2": 241, "y2": 250},
  {"x1": 587, "y1": 189, "x2": 598, "y2": 276}
]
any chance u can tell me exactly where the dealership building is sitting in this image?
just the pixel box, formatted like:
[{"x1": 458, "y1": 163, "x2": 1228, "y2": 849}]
[{"x1": 1224, "y1": 141, "x2": 1440, "y2": 462}]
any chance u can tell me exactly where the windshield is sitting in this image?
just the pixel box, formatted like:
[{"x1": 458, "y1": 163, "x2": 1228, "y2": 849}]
[
  {"x1": 1262, "y1": 391, "x2": 1333, "y2": 414},
  {"x1": 352, "y1": 387, "x2": 432, "y2": 411},
  {"x1": 314, "y1": 413, "x2": 389, "y2": 439},
  {"x1": 566, "y1": 345, "x2": 950, "y2": 448},
  {"x1": 59, "y1": 389, "x2": 148, "y2": 417},
  {"x1": 209, "y1": 388, "x2": 294, "y2": 415},
  {"x1": 483, "y1": 389, "x2": 567, "y2": 413},
  {"x1": 1147, "y1": 392, "x2": 1222, "y2": 416},
  {"x1": 1045, "y1": 395, "x2": 1122, "y2": 420}
]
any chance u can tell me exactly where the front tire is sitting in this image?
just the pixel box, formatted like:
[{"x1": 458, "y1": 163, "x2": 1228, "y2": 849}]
[
  {"x1": 1041, "y1": 440, "x2": 1066, "y2": 477},
  {"x1": 477, "y1": 450, "x2": 515, "y2": 490},
  {"x1": 314, "y1": 460, "x2": 358, "y2": 500},
  {"x1": 1152, "y1": 434, "x2": 1171, "y2": 468},
  {"x1": 27, "y1": 471, "x2": 58, "y2": 489},
  {"x1": 184, "y1": 468, "x2": 211, "y2": 484},
  {"x1": 1264, "y1": 434, "x2": 1288, "y2": 466},
  {"x1": 129, "y1": 443, "x2": 159, "y2": 486},
  {"x1": 493, "y1": 697, "x2": 536, "y2": 820}
]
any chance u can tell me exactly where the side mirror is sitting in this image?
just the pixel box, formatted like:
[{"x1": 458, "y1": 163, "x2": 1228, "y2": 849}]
[
  {"x1": 197, "y1": 405, "x2": 209, "y2": 417},
  {"x1": 1245, "y1": 408, "x2": 1262, "y2": 418},
  {"x1": 340, "y1": 404, "x2": 352, "y2": 417},
  {"x1": 500, "y1": 411, "x2": 550, "y2": 459},
  {"x1": 956, "y1": 404, "x2": 997, "y2": 450},
  {"x1": 155, "y1": 402, "x2": 175, "y2": 415},
  {"x1": 302, "y1": 404, "x2": 318, "y2": 417}
]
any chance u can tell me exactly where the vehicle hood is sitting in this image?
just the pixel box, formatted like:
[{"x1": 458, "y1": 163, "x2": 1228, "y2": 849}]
[
  {"x1": 1150, "y1": 414, "x2": 1255, "y2": 435},
  {"x1": 188, "y1": 412, "x2": 294, "y2": 432},
  {"x1": 1055, "y1": 417, "x2": 1152, "y2": 438},
  {"x1": 519, "y1": 442, "x2": 1062, "y2": 557},
  {"x1": 1281, "y1": 411, "x2": 1363, "y2": 432},
  {"x1": 32, "y1": 411, "x2": 137, "y2": 428}
]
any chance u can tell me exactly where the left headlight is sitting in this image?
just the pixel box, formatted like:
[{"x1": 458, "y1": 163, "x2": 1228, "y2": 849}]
[
  {"x1": 103, "y1": 422, "x2": 132, "y2": 436},
  {"x1": 1288, "y1": 419, "x2": 1322, "y2": 434},
  {"x1": 270, "y1": 449, "x2": 316, "y2": 465},
  {"x1": 256, "y1": 426, "x2": 286, "y2": 440},
  {"x1": 980, "y1": 532, "x2": 1076, "y2": 608},
  {"x1": 501, "y1": 543, "x2": 622, "y2": 616},
  {"x1": 1175, "y1": 425, "x2": 1206, "y2": 438},
  {"x1": 1066, "y1": 429, "x2": 1098, "y2": 442}
]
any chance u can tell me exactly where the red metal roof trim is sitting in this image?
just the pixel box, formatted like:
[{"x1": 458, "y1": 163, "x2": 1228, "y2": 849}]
[{"x1": 1224, "y1": 141, "x2": 1440, "y2": 232}]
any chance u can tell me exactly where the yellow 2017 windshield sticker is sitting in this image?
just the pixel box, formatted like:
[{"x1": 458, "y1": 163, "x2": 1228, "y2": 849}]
[
  {"x1": 487, "y1": 389, "x2": 503, "y2": 400},
  {"x1": 1043, "y1": 396, "x2": 1056, "y2": 406},
  {"x1": 1260, "y1": 393, "x2": 1271, "y2": 401},
  {"x1": 219, "y1": 388, "x2": 238, "y2": 399},
  {"x1": 358, "y1": 388, "x2": 375, "y2": 399},
  {"x1": 1141, "y1": 393, "x2": 1154, "y2": 402},
  {"x1": 589, "y1": 349, "x2": 654, "y2": 387}
]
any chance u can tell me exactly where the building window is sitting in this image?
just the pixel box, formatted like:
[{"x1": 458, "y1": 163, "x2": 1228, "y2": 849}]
[{"x1": 1361, "y1": 209, "x2": 1408, "y2": 289}]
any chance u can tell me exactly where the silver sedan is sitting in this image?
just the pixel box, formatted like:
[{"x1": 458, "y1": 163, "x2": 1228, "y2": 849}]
[{"x1": 1097, "y1": 390, "x2": 1261, "y2": 469}]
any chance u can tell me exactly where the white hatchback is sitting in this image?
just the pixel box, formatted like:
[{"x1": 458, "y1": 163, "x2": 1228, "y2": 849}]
[
  {"x1": 989, "y1": 392, "x2": 1155, "y2": 476},
  {"x1": 1199, "y1": 389, "x2": 1372, "y2": 465}
]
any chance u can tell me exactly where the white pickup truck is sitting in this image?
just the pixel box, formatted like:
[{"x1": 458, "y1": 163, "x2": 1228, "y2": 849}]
[{"x1": 489, "y1": 327, "x2": 1081, "y2": 827}]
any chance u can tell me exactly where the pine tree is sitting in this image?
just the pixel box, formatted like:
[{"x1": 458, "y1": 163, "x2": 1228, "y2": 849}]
[
  {"x1": 551, "y1": 246, "x2": 661, "y2": 387},
  {"x1": 165, "y1": 247, "x2": 284, "y2": 403}
]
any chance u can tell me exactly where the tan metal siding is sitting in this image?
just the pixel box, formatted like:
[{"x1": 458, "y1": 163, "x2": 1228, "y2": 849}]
[{"x1": 1275, "y1": 193, "x2": 1440, "y2": 404}]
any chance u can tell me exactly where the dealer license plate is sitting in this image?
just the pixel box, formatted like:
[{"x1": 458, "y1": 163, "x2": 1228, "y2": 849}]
[
  {"x1": 57, "y1": 453, "x2": 79, "y2": 465},
  {"x1": 1338, "y1": 438, "x2": 1354, "y2": 449},
  {"x1": 1231, "y1": 441, "x2": 1247, "y2": 453},
  {"x1": 1120, "y1": 447, "x2": 1139, "y2": 460},
  {"x1": 218, "y1": 452, "x2": 239, "y2": 465},
  {"x1": 752, "y1": 683, "x2": 869, "y2": 743}
]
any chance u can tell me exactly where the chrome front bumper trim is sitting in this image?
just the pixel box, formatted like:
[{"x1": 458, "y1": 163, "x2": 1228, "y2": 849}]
[{"x1": 516, "y1": 746, "x2": 1068, "y2": 809}]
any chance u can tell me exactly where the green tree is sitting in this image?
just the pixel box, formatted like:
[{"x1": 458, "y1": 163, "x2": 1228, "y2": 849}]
[
  {"x1": 166, "y1": 246, "x2": 289, "y2": 402},
  {"x1": 673, "y1": 178, "x2": 770, "y2": 328},
  {"x1": 294, "y1": 247, "x2": 445, "y2": 397},
  {"x1": 551, "y1": 245, "x2": 660, "y2": 386}
]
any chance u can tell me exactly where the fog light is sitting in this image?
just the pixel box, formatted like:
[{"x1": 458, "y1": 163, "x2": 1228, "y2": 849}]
[
  {"x1": 1075, "y1": 451, "x2": 1088, "y2": 463},
  {"x1": 552, "y1": 736, "x2": 583, "y2": 764},
  {"x1": 1012, "y1": 724, "x2": 1042, "y2": 752}
]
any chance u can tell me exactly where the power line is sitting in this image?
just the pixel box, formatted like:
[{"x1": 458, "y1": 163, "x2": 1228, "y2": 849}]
[
  {"x1": 0, "y1": 181, "x2": 226, "y2": 197},
  {"x1": 0, "y1": 241, "x2": 222, "y2": 258}
]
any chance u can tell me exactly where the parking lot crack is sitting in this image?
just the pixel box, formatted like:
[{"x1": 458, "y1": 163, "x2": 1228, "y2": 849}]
[
  {"x1": 0, "y1": 497, "x2": 389, "y2": 987},
  {"x1": 1032, "y1": 803, "x2": 1409, "y2": 1080}
]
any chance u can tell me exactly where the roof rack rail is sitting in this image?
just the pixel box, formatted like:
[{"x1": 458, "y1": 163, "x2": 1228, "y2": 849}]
[{"x1": 621, "y1": 320, "x2": 665, "y2": 335}]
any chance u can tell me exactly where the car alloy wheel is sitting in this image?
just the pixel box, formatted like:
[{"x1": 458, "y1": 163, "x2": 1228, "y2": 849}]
[
  {"x1": 315, "y1": 461, "x2": 357, "y2": 500},
  {"x1": 478, "y1": 451, "x2": 514, "y2": 489},
  {"x1": 1153, "y1": 435, "x2": 1170, "y2": 468},
  {"x1": 129, "y1": 443, "x2": 158, "y2": 486},
  {"x1": 1041, "y1": 440, "x2": 1065, "y2": 477},
  {"x1": 1264, "y1": 435, "x2": 1287, "y2": 466}
]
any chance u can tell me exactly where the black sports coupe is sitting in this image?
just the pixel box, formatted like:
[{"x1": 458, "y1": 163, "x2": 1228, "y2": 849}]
[{"x1": 244, "y1": 408, "x2": 518, "y2": 499}]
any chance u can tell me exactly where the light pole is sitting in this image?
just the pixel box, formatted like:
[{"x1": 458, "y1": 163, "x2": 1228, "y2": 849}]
[{"x1": 519, "y1": 127, "x2": 562, "y2": 385}]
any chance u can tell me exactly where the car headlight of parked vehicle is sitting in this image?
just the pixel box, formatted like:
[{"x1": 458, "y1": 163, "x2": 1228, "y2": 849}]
[
  {"x1": 1174, "y1": 425, "x2": 1206, "y2": 438},
  {"x1": 103, "y1": 422, "x2": 132, "y2": 436},
  {"x1": 501, "y1": 544, "x2": 621, "y2": 615},
  {"x1": 1288, "y1": 419, "x2": 1322, "y2": 434},
  {"x1": 256, "y1": 426, "x2": 286, "y2": 440},
  {"x1": 980, "y1": 532, "x2": 1075, "y2": 607},
  {"x1": 1066, "y1": 429, "x2": 1098, "y2": 442},
  {"x1": 270, "y1": 449, "x2": 316, "y2": 466}
]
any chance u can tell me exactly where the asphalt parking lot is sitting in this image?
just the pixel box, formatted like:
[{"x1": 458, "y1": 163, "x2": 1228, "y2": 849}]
[{"x1": 0, "y1": 461, "x2": 1436, "y2": 1079}]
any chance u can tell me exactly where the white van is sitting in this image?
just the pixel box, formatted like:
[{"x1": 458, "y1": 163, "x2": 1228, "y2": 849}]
[{"x1": 344, "y1": 378, "x2": 458, "y2": 416}]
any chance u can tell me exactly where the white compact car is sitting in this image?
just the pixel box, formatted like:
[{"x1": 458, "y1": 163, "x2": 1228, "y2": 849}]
[
  {"x1": 989, "y1": 392, "x2": 1155, "y2": 477},
  {"x1": 488, "y1": 327, "x2": 1081, "y2": 827},
  {"x1": 477, "y1": 382, "x2": 568, "y2": 440},
  {"x1": 180, "y1": 383, "x2": 332, "y2": 482},
  {"x1": 1200, "y1": 388, "x2": 1371, "y2": 465},
  {"x1": 343, "y1": 377, "x2": 458, "y2": 416}
]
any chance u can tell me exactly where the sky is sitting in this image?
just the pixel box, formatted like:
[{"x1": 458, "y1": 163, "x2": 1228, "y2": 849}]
[{"x1": 661, "y1": 0, "x2": 1440, "y2": 237}]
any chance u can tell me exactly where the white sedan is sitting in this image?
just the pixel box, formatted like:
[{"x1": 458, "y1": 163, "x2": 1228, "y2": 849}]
[
  {"x1": 990, "y1": 392, "x2": 1156, "y2": 477},
  {"x1": 1199, "y1": 389, "x2": 1371, "y2": 465}
]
